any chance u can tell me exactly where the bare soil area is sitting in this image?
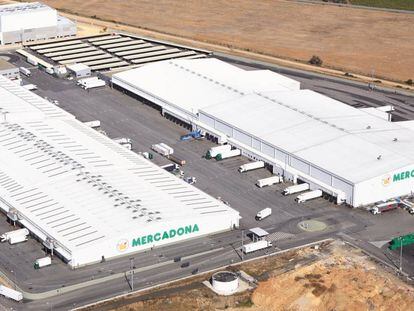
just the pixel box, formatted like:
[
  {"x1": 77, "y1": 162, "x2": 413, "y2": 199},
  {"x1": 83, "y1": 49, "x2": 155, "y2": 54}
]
[
  {"x1": 82, "y1": 241, "x2": 414, "y2": 311},
  {"x1": 23, "y1": 0, "x2": 414, "y2": 82}
]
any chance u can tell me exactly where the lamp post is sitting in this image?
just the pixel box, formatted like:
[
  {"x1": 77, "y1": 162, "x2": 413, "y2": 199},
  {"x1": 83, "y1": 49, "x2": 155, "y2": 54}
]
[{"x1": 129, "y1": 257, "x2": 134, "y2": 291}]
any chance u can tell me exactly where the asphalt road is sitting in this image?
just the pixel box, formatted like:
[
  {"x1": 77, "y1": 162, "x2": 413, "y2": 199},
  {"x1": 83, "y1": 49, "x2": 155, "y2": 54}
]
[{"x1": 0, "y1": 52, "x2": 414, "y2": 310}]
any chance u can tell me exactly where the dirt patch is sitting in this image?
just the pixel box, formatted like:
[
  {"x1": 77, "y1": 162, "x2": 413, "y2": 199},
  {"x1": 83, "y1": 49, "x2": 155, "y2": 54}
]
[
  {"x1": 81, "y1": 241, "x2": 414, "y2": 311},
  {"x1": 17, "y1": 0, "x2": 414, "y2": 82}
]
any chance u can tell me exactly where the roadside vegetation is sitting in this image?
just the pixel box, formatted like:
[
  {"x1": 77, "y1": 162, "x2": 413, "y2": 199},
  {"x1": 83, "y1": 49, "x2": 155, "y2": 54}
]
[{"x1": 350, "y1": 0, "x2": 414, "y2": 11}]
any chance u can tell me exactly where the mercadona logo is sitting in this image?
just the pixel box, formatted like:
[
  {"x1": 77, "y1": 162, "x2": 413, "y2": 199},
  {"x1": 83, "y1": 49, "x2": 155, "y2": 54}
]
[{"x1": 116, "y1": 239, "x2": 129, "y2": 252}]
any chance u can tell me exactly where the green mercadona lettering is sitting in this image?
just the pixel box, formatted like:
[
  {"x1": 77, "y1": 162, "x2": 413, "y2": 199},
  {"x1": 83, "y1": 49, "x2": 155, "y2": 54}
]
[
  {"x1": 132, "y1": 224, "x2": 199, "y2": 247},
  {"x1": 393, "y1": 170, "x2": 414, "y2": 182}
]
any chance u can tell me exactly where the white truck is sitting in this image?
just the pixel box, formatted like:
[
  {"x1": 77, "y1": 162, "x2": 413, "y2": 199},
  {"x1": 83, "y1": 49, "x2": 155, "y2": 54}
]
[
  {"x1": 1, "y1": 228, "x2": 29, "y2": 243},
  {"x1": 9, "y1": 234, "x2": 28, "y2": 245},
  {"x1": 34, "y1": 256, "x2": 51, "y2": 269},
  {"x1": 238, "y1": 161, "x2": 264, "y2": 173},
  {"x1": 113, "y1": 137, "x2": 132, "y2": 150},
  {"x1": 151, "y1": 144, "x2": 170, "y2": 156},
  {"x1": 282, "y1": 183, "x2": 309, "y2": 195},
  {"x1": 256, "y1": 175, "x2": 283, "y2": 188},
  {"x1": 22, "y1": 84, "x2": 37, "y2": 91},
  {"x1": 84, "y1": 120, "x2": 101, "y2": 129},
  {"x1": 370, "y1": 200, "x2": 400, "y2": 215},
  {"x1": 206, "y1": 144, "x2": 231, "y2": 159},
  {"x1": 0, "y1": 285, "x2": 23, "y2": 302},
  {"x1": 242, "y1": 240, "x2": 272, "y2": 254},
  {"x1": 19, "y1": 67, "x2": 31, "y2": 77},
  {"x1": 27, "y1": 56, "x2": 38, "y2": 66},
  {"x1": 216, "y1": 149, "x2": 241, "y2": 161},
  {"x1": 159, "y1": 143, "x2": 174, "y2": 155},
  {"x1": 295, "y1": 189, "x2": 323, "y2": 203},
  {"x1": 255, "y1": 207, "x2": 272, "y2": 221}
]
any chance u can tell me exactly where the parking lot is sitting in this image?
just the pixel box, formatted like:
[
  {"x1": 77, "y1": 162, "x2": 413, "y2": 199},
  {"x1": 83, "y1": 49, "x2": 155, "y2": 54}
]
[{"x1": 1, "y1": 52, "x2": 414, "y2": 307}]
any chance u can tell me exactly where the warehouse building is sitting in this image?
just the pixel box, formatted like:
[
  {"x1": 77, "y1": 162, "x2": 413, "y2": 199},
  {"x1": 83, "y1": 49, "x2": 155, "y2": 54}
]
[
  {"x1": 112, "y1": 58, "x2": 414, "y2": 207},
  {"x1": 0, "y1": 2, "x2": 76, "y2": 45},
  {"x1": 0, "y1": 75, "x2": 240, "y2": 268}
]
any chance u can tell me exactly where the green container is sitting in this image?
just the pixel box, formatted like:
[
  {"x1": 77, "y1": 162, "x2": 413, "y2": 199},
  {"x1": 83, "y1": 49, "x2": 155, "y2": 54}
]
[
  {"x1": 148, "y1": 152, "x2": 154, "y2": 160},
  {"x1": 215, "y1": 153, "x2": 223, "y2": 161},
  {"x1": 205, "y1": 151, "x2": 212, "y2": 159}
]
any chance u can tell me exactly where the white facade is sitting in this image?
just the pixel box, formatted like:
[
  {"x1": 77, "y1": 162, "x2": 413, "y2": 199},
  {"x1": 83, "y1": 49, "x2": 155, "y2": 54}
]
[
  {"x1": 0, "y1": 75, "x2": 240, "y2": 267},
  {"x1": 112, "y1": 58, "x2": 414, "y2": 207},
  {"x1": 0, "y1": 2, "x2": 76, "y2": 45}
]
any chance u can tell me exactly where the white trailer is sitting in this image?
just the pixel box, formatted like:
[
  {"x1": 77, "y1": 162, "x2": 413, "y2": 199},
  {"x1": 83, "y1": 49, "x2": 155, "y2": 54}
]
[
  {"x1": 84, "y1": 120, "x2": 101, "y2": 129},
  {"x1": 159, "y1": 143, "x2": 174, "y2": 155},
  {"x1": 295, "y1": 189, "x2": 323, "y2": 203},
  {"x1": 151, "y1": 144, "x2": 170, "y2": 156},
  {"x1": 34, "y1": 256, "x2": 52, "y2": 269},
  {"x1": 206, "y1": 144, "x2": 231, "y2": 158},
  {"x1": 83, "y1": 79, "x2": 106, "y2": 90},
  {"x1": 242, "y1": 240, "x2": 272, "y2": 254},
  {"x1": 27, "y1": 57, "x2": 38, "y2": 66},
  {"x1": 216, "y1": 149, "x2": 241, "y2": 161},
  {"x1": 256, "y1": 175, "x2": 283, "y2": 188},
  {"x1": 22, "y1": 84, "x2": 37, "y2": 91},
  {"x1": 238, "y1": 161, "x2": 264, "y2": 173},
  {"x1": 282, "y1": 183, "x2": 309, "y2": 195},
  {"x1": 0, "y1": 285, "x2": 23, "y2": 302},
  {"x1": 9, "y1": 235, "x2": 28, "y2": 245},
  {"x1": 1, "y1": 228, "x2": 29, "y2": 243},
  {"x1": 255, "y1": 207, "x2": 272, "y2": 221},
  {"x1": 45, "y1": 67, "x2": 54, "y2": 75},
  {"x1": 19, "y1": 67, "x2": 31, "y2": 77}
]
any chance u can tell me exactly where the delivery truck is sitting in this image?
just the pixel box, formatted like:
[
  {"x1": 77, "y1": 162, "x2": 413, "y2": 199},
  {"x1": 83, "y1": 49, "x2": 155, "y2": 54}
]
[
  {"x1": 255, "y1": 207, "x2": 272, "y2": 221},
  {"x1": 151, "y1": 144, "x2": 170, "y2": 156},
  {"x1": 0, "y1": 285, "x2": 23, "y2": 302},
  {"x1": 1, "y1": 228, "x2": 29, "y2": 243},
  {"x1": 168, "y1": 154, "x2": 186, "y2": 166},
  {"x1": 370, "y1": 200, "x2": 400, "y2": 215},
  {"x1": 242, "y1": 240, "x2": 272, "y2": 254},
  {"x1": 256, "y1": 175, "x2": 283, "y2": 188},
  {"x1": 206, "y1": 144, "x2": 231, "y2": 159},
  {"x1": 295, "y1": 189, "x2": 323, "y2": 203},
  {"x1": 9, "y1": 234, "x2": 28, "y2": 245},
  {"x1": 19, "y1": 67, "x2": 31, "y2": 77},
  {"x1": 282, "y1": 183, "x2": 309, "y2": 195},
  {"x1": 215, "y1": 149, "x2": 241, "y2": 161},
  {"x1": 34, "y1": 256, "x2": 52, "y2": 269},
  {"x1": 238, "y1": 161, "x2": 264, "y2": 173}
]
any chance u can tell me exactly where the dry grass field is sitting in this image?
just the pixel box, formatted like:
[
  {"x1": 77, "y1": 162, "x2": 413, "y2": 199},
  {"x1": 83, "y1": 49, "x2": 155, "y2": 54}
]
[{"x1": 29, "y1": 0, "x2": 414, "y2": 82}]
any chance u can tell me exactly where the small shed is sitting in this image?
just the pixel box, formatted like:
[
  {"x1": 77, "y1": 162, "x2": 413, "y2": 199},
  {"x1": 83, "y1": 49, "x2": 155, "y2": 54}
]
[
  {"x1": 248, "y1": 227, "x2": 269, "y2": 242},
  {"x1": 66, "y1": 63, "x2": 91, "y2": 78}
]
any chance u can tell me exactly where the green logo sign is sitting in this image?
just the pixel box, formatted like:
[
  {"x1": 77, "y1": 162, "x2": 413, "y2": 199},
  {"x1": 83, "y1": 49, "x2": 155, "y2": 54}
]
[
  {"x1": 131, "y1": 224, "x2": 199, "y2": 247},
  {"x1": 392, "y1": 170, "x2": 414, "y2": 183}
]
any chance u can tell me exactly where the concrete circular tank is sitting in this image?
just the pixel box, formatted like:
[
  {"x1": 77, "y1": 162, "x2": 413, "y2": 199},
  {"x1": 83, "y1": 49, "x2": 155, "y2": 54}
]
[{"x1": 211, "y1": 271, "x2": 239, "y2": 295}]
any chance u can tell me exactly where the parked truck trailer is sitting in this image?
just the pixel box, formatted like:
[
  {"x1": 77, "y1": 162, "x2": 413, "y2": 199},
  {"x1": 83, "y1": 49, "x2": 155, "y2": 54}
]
[
  {"x1": 216, "y1": 149, "x2": 241, "y2": 161},
  {"x1": 282, "y1": 183, "x2": 309, "y2": 195},
  {"x1": 238, "y1": 161, "x2": 264, "y2": 173},
  {"x1": 242, "y1": 240, "x2": 272, "y2": 254},
  {"x1": 255, "y1": 207, "x2": 272, "y2": 221},
  {"x1": 256, "y1": 175, "x2": 283, "y2": 188},
  {"x1": 206, "y1": 144, "x2": 231, "y2": 159},
  {"x1": 1, "y1": 228, "x2": 29, "y2": 243},
  {"x1": 34, "y1": 256, "x2": 52, "y2": 269},
  {"x1": 0, "y1": 285, "x2": 23, "y2": 302},
  {"x1": 295, "y1": 189, "x2": 323, "y2": 203}
]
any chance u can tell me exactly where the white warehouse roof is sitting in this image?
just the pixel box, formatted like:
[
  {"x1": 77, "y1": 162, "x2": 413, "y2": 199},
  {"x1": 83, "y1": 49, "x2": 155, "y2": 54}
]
[
  {"x1": 0, "y1": 75, "x2": 239, "y2": 267},
  {"x1": 113, "y1": 58, "x2": 300, "y2": 117},
  {"x1": 112, "y1": 58, "x2": 414, "y2": 189}
]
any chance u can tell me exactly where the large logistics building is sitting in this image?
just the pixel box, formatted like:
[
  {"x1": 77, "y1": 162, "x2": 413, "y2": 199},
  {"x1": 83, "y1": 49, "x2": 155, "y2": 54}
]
[
  {"x1": 0, "y1": 75, "x2": 240, "y2": 268},
  {"x1": 0, "y1": 2, "x2": 76, "y2": 45},
  {"x1": 112, "y1": 58, "x2": 414, "y2": 207}
]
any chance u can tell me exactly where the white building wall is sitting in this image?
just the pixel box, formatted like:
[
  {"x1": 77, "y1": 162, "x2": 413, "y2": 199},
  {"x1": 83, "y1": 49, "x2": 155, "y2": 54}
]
[
  {"x1": 354, "y1": 165, "x2": 414, "y2": 207},
  {"x1": 0, "y1": 9, "x2": 57, "y2": 32},
  {"x1": 69, "y1": 214, "x2": 239, "y2": 267}
]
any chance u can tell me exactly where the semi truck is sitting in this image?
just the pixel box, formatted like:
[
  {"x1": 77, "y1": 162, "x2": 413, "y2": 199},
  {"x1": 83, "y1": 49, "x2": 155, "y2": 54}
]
[
  {"x1": 19, "y1": 67, "x2": 31, "y2": 77},
  {"x1": 295, "y1": 189, "x2": 323, "y2": 203},
  {"x1": 9, "y1": 235, "x2": 28, "y2": 245},
  {"x1": 1, "y1": 228, "x2": 29, "y2": 243},
  {"x1": 206, "y1": 144, "x2": 231, "y2": 159},
  {"x1": 242, "y1": 240, "x2": 272, "y2": 254},
  {"x1": 370, "y1": 200, "x2": 400, "y2": 215},
  {"x1": 256, "y1": 175, "x2": 283, "y2": 188},
  {"x1": 238, "y1": 161, "x2": 264, "y2": 173},
  {"x1": 215, "y1": 149, "x2": 241, "y2": 161},
  {"x1": 34, "y1": 256, "x2": 51, "y2": 269},
  {"x1": 0, "y1": 285, "x2": 23, "y2": 302},
  {"x1": 168, "y1": 154, "x2": 186, "y2": 166},
  {"x1": 255, "y1": 207, "x2": 272, "y2": 221},
  {"x1": 282, "y1": 183, "x2": 309, "y2": 195},
  {"x1": 151, "y1": 144, "x2": 169, "y2": 156}
]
